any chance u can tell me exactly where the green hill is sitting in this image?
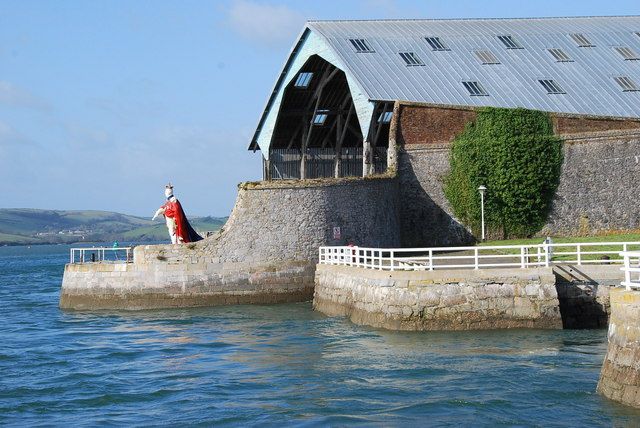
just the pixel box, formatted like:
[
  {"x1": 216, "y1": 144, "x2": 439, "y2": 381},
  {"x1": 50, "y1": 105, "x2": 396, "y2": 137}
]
[{"x1": 0, "y1": 209, "x2": 226, "y2": 245}]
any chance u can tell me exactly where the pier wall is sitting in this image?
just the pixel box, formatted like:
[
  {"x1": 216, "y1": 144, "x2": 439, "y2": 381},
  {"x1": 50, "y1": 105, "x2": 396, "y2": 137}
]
[
  {"x1": 313, "y1": 264, "x2": 563, "y2": 330},
  {"x1": 60, "y1": 177, "x2": 400, "y2": 310},
  {"x1": 598, "y1": 288, "x2": 640, "y2": 408},
  {"x1": 313, "y1": 264, "x2": 622, "y2": 331},
  {"x1": 394, "y1": 102, "x2": 640, "y2": 246}
]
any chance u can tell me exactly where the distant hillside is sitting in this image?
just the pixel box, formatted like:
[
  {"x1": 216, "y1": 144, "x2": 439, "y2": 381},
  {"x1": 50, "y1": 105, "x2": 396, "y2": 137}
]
[{"x1": 0, "y1": 208, "x2": 226, "y2": 245}]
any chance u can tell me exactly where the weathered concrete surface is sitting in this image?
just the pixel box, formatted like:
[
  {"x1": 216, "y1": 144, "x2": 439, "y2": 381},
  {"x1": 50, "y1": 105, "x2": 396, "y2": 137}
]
[
  {"x1": 598, "y1": 288, "x2": 640, "y2": 408},
  {"x1": 313, "y1": 264, "x2": 562, "y2": 331},
  {"x1": 60, "y1": 177, "x2": 400, "y2": 310}
]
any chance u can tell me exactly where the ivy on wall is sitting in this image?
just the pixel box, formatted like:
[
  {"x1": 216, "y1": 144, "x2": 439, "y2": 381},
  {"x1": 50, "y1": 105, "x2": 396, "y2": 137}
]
[{"x1": 443, "y1": 107, "x2": 563, "y2": 238}]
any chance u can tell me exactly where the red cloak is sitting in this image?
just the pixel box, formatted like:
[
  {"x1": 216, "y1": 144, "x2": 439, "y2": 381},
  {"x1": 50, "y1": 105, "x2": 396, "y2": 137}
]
[{"x1": 161, "y1": 199, "x2": 203, "y2": 243}]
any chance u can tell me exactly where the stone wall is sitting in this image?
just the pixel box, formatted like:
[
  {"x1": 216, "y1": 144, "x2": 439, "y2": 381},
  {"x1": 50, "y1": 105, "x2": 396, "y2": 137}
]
[
  {"x1": 541, "y1": 131, "x2": 640, "y2": 236},
  {"x1": 60, "y1": 177, "x2": 401, "y2": 310},
  {"x1": 394, "y1": 102, "x2": 640, "y2": 246},
  {"x1": 313, "y1": 264, "x2": 562, "y2": 330},
  {"x1": 597, "y1": 288, "x2": 640, "y2": 408},
  {"x1": 398, "y1": 143, "x2": 473, "y2": 247},
  {"x1": 553, "y1": 264, "x2": 621, "y2": 329}
]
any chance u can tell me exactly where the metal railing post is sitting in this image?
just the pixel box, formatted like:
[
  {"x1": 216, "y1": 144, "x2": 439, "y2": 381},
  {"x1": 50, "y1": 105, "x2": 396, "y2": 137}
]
[
  {"x1": 390, "y1": 250, "x2": 395, "y2": 272},
  {"x1": 544, "y1": 244, "x2": 549, "y2": 267},
  {"x1": 474, "y1": 248, "x2": 479, "y2": 270},
  {"x1": 577, "y1": 244, "x2": 582, "y2": 265},
  {"x1": 520, "y1": 247, "x2": 526, "y2": 268},
  {"x1": 429, "y1": 250, "x2": 434, "y2": 271},
  {"x1": 624, "y1": 252, "x2": 631, "y2": 291}
]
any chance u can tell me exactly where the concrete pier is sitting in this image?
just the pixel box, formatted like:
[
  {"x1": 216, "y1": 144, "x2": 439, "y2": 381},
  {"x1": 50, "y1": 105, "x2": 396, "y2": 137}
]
[{"x1": 597, "y1": 288, "x2": 640, "y2": 408}]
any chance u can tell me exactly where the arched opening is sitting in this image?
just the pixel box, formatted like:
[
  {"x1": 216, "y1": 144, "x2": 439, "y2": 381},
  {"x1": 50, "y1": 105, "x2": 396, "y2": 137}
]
[{"x1": 266, "y1": 55, "x2": 390, "y2": 179}]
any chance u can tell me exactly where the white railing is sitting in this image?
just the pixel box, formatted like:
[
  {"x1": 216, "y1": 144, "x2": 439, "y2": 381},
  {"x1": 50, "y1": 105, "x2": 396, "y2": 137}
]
[
  {"x1": 621, "y1": 251, "x2": 640, "y2": 290},
  {"x1": 70, "y1": 247, "x2": 133, "y2": 264},
  {"x1": 319, "y1": 241, "x2": 640, "y2": 271}
]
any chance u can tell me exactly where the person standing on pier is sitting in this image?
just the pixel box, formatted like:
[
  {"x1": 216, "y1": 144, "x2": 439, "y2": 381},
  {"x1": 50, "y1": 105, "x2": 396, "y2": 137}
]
[{"x1": 152, "y1": 183, "x2": 203, "y2": 244}]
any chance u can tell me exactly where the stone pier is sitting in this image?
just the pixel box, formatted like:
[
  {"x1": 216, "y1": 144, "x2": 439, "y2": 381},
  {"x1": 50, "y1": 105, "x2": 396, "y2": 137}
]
[
  {"x1": 597, "y1": 288, "x2": 640, "y2": 408},
  {"x1": 60, "y1": 177, "x2": 400, "y2": 310},
  {"x1": 313, "y1": 264, "x2": 563, "y2": 330}
]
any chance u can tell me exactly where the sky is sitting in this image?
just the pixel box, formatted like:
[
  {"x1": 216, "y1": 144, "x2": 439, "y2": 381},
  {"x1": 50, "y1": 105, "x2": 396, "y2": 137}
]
[{"x1": 1, "y1": 0, "x2": 639, "y2": 217}]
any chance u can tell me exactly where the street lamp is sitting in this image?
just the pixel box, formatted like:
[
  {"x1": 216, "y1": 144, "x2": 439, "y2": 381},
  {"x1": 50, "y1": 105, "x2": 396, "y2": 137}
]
[{"x1": 478, "y1": 185, "x2": 487, "y2": 241}]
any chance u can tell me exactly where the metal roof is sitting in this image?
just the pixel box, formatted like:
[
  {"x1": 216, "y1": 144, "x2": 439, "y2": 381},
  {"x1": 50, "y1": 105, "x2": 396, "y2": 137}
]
[
  {"x1": 307, "y1": 16, "x2": 640, "y2": 118},
  {"x1": 251, "y1": 16, "x2": 640, "y2": 151}
]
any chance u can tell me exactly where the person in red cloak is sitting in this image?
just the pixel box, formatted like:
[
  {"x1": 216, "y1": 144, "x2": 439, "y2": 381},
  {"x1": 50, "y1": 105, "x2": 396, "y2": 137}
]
[{"x1": 152, "y1": 184, "x2": 203, "y2": 244}]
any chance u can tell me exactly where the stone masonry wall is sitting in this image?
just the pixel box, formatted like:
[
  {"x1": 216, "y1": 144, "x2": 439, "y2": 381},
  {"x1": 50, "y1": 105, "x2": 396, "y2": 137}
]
[
  {"x1": 313, "y1": 264, "x2": 562, "y2": 331},
  {"x1": 541, "y1": 131, "x2": 640, "y2": 236},
  {"x1": 395, "y1": 102, "x2": 640, "y2": 246},
  {"x1": 598, "y1": 288, "x2": 640, "y2": 408},
  {"x1": 60, "y1": 177, "x2": 401, "y2": 310}
]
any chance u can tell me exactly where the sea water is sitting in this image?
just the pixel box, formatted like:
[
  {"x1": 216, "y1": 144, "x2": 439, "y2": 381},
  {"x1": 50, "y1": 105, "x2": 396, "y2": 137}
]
[{"x1": 2, "y1": 244, "x2": 640, "y2": 426}]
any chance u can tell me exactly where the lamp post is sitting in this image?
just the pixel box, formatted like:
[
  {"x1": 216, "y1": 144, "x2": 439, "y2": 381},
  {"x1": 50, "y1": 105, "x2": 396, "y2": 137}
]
[{"x1": 478, "y1": 185, "x2": 487, "y2": 241}]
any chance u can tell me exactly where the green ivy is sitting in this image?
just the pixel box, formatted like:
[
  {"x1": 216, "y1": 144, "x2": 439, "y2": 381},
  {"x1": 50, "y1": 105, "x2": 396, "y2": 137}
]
[{"x1": 443, "y1": 107, "x2": 563, "y2": 238}]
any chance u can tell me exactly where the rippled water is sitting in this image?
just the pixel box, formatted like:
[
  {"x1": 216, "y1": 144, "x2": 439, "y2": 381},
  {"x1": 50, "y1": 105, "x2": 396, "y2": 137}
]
[{"x1": 2, "y1": 244, "x2": 640, "y2": 426}]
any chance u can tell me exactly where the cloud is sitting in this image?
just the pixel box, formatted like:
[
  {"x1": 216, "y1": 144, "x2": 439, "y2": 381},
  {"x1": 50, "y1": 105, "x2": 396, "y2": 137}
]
[
  {"x1": 227, "y1": 0, "x2": 306, "y2": 47},
  {"x1": 0, "y1": 81, "x2": 51, "y2": 112}
]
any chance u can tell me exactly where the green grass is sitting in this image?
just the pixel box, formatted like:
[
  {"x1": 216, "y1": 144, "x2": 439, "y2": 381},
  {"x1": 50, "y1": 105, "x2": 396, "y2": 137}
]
[{"x1": 478, "y1": 233, "x2": 640, "y2": 261}]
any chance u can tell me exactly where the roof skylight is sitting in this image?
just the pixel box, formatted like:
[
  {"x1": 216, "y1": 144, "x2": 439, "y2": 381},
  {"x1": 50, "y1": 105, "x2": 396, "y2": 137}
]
[
  {"x1": 378, "y1": 111, "x2": 393, "y2": 124},
  {"x1": 313, "y1": 110, "x2": 329, "y2": 125},
  {"x1": 570, "y1": 33, "x2": 595, "y2": 47},
  {"x1": 474, "y1": 50, "x2": 500, "y2": 64},
  {"x1": 462, "y1": 81, "x2": 488, "y2": 96},
  {"x1": 425, "y1": 37, "x2": 449, "y2": 51},
  {"x1": 538, "y1": 79, "x2": 566, "y2": 94},
  {"x1": 399, "y1": 52, "x2": 424, "y2": 66},
  {"x1": 614, "y1": 76, "x2": 640, "y2": 92},
  {"x1": 497, "y1": 35, "x2": 523, "y2": 49},
  {"x1": 547, "y1": 48, "x2": 573, "y2": 62},
  {"x1": 615, "y1": 47, "x2": 640, "y2": 61},
  {"x1": 349, "y1": 38, "x2": 374, "y2": 53},
  {"x1": 294, "y1": 72, "x2": 313, "y2": 88}
]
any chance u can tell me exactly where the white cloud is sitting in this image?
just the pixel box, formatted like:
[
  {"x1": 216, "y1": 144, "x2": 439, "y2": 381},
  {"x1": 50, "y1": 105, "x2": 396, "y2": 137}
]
[
  {"x1": 0, "y1": 81, "x2": 51, "y2": 112},
  {"x1": 227, "y1": 0, "x2": 306, "y2": 47}
]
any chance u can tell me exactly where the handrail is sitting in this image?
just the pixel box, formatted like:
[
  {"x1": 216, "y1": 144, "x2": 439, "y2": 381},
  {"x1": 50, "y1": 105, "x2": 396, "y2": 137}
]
[
  {"x1": 70, "y1": 247, "x2": 133, "y2": 264},
  {"x1": 620, "y1": 251, "x2": 640, "y2": 290},
  {"x1": 319, "y1": 241, "x2": 640, "y2": 272}
]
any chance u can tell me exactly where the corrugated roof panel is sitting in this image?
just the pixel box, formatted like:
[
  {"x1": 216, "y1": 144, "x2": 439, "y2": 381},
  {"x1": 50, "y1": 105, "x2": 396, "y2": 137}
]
[{"x1": 306, "y1": 16, "x2": 640, "y2": 118}]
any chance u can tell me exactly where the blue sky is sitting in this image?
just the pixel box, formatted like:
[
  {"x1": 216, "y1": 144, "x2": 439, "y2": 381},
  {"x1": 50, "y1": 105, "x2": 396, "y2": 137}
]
[{"x1": 1, "y1": 0, "x2": 639, "y2": 217}]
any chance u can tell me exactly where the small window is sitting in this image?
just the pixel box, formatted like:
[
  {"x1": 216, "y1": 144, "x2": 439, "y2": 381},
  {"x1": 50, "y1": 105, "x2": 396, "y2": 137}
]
[
  {"x1": 475, "y1": 50, "x2": 500, "y2": 64},
  {"x1": 425, "y1": 37, "x2": 449, "y2": 51},
  {"x1": 538, "y1": 79, "x2": 566, "y2": 94},
  {"x1": 570, "y1": 33, "x2": 595, "y2": 47},
  {"x1": 378, "y1": 111, "x2": 393, "y2": 124},
  {"x1": 547, "y1": 48, "x2": 573, "y2": 62},
  {"x1": 636, "y1": 32, "x2": 640, "y2": 38},
  {"x1": 615, "y1": 47, "x2": 640, "y2": 61},
  {"x1": 399, "y1": 52, "x2": 424, "y2": 66},
  {"x1": 294, "y1": 72, "x2": 313, "y2": 88},
  {"x1": 349, "y1": 38, "x2": 374, "y2": 53},
  {"x1": 462, "y1": 81, "x2": 488, "y2": 96},
  {"x1": 313, "y1": 110, "x2": 329, "y2": 125},
  {"x1": 614, "y1": 76, "x2": 640, "y2": 92},
  {"x1": 497, "y1": 35, "x2": 523, "y2": 49}
]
